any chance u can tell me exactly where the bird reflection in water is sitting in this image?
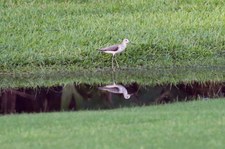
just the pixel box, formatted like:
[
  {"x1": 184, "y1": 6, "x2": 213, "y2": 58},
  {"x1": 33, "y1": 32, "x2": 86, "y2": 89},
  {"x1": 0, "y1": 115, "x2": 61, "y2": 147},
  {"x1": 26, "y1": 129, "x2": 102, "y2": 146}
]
[{"x1": 98, "y1": 83, "x2": 132, "y2": 99}]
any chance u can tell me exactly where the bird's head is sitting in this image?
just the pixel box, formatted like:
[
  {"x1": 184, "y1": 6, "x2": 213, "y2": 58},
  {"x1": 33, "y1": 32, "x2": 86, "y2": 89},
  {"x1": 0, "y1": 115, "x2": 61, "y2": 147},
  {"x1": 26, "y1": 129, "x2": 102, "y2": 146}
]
[
  {"x1": 123, "y1": 39, "x2": 130, "y2": 44},
  {"x1": 124, "y1": 94, "x2": 131, "y2": 99}
]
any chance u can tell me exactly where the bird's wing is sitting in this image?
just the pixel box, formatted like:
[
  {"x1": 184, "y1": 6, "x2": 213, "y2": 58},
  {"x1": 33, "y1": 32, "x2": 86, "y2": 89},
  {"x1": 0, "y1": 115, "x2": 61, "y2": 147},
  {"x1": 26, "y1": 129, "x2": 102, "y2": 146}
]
[
  {"x1": 99, "y1": 44, "x2": 119, "y2": 51},
  {"x1": 98, "y1": 86, "x2": 120, "y2": 94}
]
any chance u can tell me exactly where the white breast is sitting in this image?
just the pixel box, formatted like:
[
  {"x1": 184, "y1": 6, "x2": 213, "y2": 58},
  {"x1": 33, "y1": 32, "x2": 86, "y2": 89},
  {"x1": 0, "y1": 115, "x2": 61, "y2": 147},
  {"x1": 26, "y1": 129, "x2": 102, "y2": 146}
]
[{"x1": 118, "y1": 44, "x2": 127, "y2": 53}]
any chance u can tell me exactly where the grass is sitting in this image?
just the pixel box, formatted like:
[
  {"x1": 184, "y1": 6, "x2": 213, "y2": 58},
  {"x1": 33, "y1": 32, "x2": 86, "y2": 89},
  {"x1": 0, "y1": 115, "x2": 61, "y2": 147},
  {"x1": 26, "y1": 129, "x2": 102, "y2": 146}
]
[
  {"x1": 1, "y1": 66, "x2": 225, "y2": 88},
  {"x1": 1, "y1": 0, "x2": 225, "y2": 72},
  {"x1": 1, "y1": 2, "x2": 225, "y2": 148},
  {"x1": 0, "y1": 99, "x2": 225, "y2": 149}
]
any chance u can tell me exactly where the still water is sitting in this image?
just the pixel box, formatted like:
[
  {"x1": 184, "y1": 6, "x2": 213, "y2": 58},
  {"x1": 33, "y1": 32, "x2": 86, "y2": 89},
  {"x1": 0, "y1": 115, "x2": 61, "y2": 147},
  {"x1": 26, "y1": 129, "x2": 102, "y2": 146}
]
[{"x1": 1, "y1": 81, "x2": 224, "y2": 114}]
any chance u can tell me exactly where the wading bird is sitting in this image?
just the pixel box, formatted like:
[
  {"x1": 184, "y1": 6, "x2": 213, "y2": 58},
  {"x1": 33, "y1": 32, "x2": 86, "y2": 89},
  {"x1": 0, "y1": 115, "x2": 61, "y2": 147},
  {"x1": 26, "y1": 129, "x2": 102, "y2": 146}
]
[
  {"x1": 99, "y1": 39, "x2": 130, "y2": 70},
  {"x1": 98, "y1": 83, "x2": 131, "y2": 99}
]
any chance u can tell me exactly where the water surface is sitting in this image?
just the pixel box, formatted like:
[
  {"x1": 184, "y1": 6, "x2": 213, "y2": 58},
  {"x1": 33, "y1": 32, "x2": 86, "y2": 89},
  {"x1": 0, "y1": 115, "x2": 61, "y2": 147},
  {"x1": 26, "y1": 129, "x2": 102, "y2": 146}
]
[{"x1": 1, "y1": 67, "x2": 225, "y2": 114}]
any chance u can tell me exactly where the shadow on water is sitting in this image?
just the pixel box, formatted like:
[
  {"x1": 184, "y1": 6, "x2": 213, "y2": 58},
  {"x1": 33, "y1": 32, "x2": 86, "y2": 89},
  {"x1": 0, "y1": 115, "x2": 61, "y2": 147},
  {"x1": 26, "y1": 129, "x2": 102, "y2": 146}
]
[
  {"x1": 1, "y1": 81, "x2": 225, "y2": 114},
  {"x1": 1, "y1": 67, "x2": 225, "y2": 114}
]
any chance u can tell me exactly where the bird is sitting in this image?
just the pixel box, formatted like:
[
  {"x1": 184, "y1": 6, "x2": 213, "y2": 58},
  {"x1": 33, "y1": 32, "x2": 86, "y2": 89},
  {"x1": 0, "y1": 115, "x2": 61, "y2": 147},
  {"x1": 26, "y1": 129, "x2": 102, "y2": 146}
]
[
  {"x1": 99, "y1": 39, "x2": 130, "y2": 70},
  {"x1": 98, "y1": 83, "x2": 131, "y2": 99}
]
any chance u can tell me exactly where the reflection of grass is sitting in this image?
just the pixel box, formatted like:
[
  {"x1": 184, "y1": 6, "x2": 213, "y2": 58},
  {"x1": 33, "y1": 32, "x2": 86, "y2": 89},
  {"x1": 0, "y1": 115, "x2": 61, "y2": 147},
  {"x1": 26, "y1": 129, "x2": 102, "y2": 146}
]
[
  {"x1": 1, "y1": 67, "x2": 225, "y2": 88},
  {"x1": 1, "y1": 0, "x2": 225, "y2": 72},
  {"x1": 0, "y1": 99, "x2": 225, "y2": 149}
]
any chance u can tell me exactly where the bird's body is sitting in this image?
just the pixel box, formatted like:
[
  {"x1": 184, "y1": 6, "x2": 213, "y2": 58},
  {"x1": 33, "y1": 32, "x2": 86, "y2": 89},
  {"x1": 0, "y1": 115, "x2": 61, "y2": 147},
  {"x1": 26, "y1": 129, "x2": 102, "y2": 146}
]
[
  {"x1": 98, "y1": 83, "x2": 131, "y2": 99},
  {"x1": 99, "y1": 39, "x2": 129, "y2": 70},
  {"x1": 100, "y1": 43, "x2": 127, "y2": 55}
]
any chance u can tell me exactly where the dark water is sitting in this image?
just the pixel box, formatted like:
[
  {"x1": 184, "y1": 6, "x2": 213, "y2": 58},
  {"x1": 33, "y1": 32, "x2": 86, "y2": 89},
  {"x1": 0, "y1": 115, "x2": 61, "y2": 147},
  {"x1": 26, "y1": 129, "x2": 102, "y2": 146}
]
[{"x1": 1, "y1": 81, "x2": 224, "y2": 114}]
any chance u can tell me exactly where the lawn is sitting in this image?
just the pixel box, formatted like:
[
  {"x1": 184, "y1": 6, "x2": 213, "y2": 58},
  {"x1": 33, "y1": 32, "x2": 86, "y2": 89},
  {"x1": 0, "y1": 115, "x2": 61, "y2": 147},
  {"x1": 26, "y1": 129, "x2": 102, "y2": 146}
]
[
  {"x1": 0, "y1": 99, "x2": 225, "y2": 149},
  {"x1": 1, "y1": 1, "x2": 225, "y2": 148},
  {"x1": 1, "y1": 0, "x2": 225, "y2": 73}
]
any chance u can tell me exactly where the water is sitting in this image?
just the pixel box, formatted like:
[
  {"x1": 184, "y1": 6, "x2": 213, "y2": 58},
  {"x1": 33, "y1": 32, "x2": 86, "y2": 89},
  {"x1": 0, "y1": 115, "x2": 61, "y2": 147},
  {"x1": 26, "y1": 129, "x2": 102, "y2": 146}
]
[
  {"x1": 1, "y1": 81, "x2": 224, "y2": 114},
  {"x1": 1, "y1": 67, "x2": 225, "y2": 114}
]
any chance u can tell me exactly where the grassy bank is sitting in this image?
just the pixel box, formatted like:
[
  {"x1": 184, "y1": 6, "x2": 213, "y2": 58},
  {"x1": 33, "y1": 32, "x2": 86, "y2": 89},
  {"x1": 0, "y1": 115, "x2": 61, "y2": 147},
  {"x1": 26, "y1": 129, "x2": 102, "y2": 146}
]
[
  {"x1": 0, "y1": 99, "x2": 225, "y2": 149},
  {"x1": 1, "y1": 0, "x2": 225, "y2": 72},
  {"x1": 1, "y1": 66, "x2": 225, "y2": 88}
]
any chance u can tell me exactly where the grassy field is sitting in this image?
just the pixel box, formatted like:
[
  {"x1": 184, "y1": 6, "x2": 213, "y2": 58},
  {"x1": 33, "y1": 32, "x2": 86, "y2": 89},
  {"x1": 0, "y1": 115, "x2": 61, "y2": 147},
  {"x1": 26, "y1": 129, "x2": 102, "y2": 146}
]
[
  {"x1": 1, "y1": 2, "x2": 225, "y2": 148},
  {"x1": 0, "y1": 99, "x2": 224, "y2": 149},
  {"x1": 1, "y1": 0, "x2": 225, "y2": 72}
]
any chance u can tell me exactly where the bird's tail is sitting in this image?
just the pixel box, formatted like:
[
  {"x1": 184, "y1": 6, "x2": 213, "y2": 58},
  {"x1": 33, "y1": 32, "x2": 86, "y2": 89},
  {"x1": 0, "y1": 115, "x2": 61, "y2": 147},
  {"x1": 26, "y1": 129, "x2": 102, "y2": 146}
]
[
  {"x1": 99, "y1": 48, "x2": 106, "y2": 52},
  {"x1": 98, "y1": 87, "x2": 107, "y2": 91}
]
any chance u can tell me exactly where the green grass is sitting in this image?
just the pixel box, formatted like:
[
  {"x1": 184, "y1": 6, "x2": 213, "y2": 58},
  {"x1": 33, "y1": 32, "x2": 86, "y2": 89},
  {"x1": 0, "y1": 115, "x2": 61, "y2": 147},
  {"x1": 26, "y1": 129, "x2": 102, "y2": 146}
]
[
  {"x1": 0, "y1": 99, "x2": 225, "y2": 149},
  {"x1": 1, "y1": 0, "x2": 225, "y2": 72},
  {"x1": 1, "y1": 66, "x2": 225, "y2": 88}
]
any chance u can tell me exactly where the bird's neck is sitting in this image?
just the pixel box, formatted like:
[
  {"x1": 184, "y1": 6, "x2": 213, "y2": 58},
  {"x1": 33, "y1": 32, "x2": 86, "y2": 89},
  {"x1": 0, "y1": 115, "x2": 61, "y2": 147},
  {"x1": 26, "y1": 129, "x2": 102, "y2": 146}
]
[
  {"x1": 121, "y1": 42, "x2": 127, "y2": 48},
  {"x1": 122, "y1": 89, "x2": 128, "y2": 95}
]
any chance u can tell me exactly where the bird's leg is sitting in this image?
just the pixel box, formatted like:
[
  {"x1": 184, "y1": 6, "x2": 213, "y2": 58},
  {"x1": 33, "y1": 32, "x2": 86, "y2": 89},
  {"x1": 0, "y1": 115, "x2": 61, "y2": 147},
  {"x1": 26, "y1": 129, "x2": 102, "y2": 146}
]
[
  {"x1": 115, "y1": 55, "x2": 120, "y2": 68},
  {"x1": 112, "y1": 55, "x2": 115, "y2": 71}
]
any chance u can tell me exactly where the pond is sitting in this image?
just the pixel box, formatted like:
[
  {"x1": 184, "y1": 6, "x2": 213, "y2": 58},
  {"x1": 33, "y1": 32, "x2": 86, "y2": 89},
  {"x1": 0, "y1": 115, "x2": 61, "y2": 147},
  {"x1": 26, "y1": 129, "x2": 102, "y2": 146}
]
[{"x1": 1, "y1": 67, "x2": 225, "y2": 114}]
